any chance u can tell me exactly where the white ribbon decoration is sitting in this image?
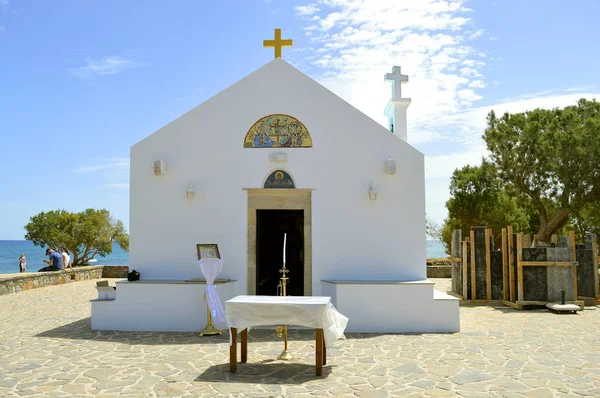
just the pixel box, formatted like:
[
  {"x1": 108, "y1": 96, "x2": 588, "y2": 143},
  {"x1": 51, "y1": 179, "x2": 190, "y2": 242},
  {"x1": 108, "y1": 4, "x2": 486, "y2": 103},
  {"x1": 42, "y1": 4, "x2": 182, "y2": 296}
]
[{"x1": 196, "y1": 255, "x2": 226, "y2": 324}]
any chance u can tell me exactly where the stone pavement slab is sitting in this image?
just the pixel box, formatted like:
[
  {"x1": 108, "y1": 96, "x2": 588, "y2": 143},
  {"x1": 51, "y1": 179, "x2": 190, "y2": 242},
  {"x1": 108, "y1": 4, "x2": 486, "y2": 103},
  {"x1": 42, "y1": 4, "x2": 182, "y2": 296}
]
[{"x1": 0, "y1": 278, "x2": 599, "y2": 396}]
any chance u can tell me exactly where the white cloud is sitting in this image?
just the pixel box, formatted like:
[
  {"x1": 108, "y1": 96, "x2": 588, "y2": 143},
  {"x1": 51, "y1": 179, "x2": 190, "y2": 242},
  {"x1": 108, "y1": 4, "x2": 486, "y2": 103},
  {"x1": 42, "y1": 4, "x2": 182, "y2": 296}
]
[
  {"x1": 296, "y1": 1, "x2": 600, "y2": 227},
  {"x1": 468, "y1": 80, "x2": 486, "y2": 89},
  {"x1": 469, "y1": 29, "x2": 484, "y2": 39},
  {"x1": 74, "y1": 158, "x2": 130, "y2": 191},
  {"x1": 420, "y1": 91, "x2": 600, "y2": 155},
  {"x1": 422, "y1": 91, "x2": 600, "y2": 224},
  {"x1": 425, "y1": 147, "x2": 486, "y2": 180},
  {"x1": 69, "y1": 56, "x2": 142, "y2": 79},
  {"x1": 296, "y1": 4, "x2": 320, "y2": 15},
  {"x1": 297, "y1": 0, "x2": 487, "y2": 145},
  {"x1": 74, "y1": 158, "x2": 129, "y2": 173},
  {"x1": 563, "y1": 85, "x2": 595, "y2": 92}
]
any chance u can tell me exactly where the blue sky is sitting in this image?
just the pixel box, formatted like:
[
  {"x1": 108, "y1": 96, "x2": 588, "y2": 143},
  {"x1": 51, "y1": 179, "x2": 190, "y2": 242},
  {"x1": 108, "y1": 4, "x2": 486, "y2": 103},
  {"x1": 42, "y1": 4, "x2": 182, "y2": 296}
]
[{"x1": 1, "y1": 0, "x2": 599, "y2": 239}]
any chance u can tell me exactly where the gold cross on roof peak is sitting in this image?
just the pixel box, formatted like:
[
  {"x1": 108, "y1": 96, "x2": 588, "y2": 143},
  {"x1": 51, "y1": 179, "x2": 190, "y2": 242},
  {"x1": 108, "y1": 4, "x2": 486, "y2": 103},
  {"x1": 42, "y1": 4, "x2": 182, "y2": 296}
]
[{"x1": 263, "y1": 28, "x2": 293, "y2": 59}]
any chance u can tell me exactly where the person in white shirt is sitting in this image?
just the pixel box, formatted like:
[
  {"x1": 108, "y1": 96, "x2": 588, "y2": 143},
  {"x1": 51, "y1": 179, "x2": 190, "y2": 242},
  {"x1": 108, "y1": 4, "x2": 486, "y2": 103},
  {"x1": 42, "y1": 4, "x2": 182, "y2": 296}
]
[
  {"x1": 61, "y1": 249, "x2": 71, "y2": 269},
  {"x1": 19, "y1": 254, "x2": 26, "y2": 273}
]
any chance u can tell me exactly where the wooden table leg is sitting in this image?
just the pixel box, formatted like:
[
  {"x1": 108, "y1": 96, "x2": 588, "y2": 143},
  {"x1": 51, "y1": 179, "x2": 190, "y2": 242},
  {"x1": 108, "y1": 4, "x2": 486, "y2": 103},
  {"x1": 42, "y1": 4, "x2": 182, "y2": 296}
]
[
  {"x1": 241, "y1": 328, "x2": 248, "y2": 363},
  {"x1": 230, "y1": 328, "x2": 237, "y2": 373},
  {"x1": 323, "y1": 334, "x2": 326, "y2": 365},
  {"x1": 316, "y1": 328, "x2": 323, "y2": 376}
]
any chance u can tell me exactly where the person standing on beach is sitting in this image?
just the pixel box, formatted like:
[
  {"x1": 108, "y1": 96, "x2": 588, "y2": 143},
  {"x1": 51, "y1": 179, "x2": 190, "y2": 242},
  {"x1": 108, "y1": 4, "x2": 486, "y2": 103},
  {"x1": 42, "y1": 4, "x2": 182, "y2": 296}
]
[
  {"x1": 61, "y1": 248, "x2": 71, "y2": 269},
  {"x1": 19, "y1": 254, "x2": 26, "y2": 273},
  {"x1": 42, "y1": 248, "x2": 63, "y2": 271}
]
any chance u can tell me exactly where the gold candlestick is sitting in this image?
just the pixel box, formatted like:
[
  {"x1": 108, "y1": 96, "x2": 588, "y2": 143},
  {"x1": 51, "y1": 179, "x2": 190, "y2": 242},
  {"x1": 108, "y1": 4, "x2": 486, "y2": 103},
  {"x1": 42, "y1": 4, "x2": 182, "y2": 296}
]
[
  {"x1": 199, "y1": 293, "x2": 222, "y2": 336},
  {"x1": 276, "y1": 235, "x2": 294, "y2": 360}
]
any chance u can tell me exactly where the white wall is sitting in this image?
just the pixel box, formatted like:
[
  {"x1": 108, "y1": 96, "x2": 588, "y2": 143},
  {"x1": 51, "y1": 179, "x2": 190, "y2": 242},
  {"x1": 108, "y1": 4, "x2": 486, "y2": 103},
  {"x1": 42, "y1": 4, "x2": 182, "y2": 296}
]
[
  {"x1": 323, "y1": 281, "x2": 460, "y2": 333},
  {"x1": 91, "y1": 281, "x2": 240, "y2": 331},
  {"x1": 130, "y1": 59, "x2": 426, "y2": 294}
]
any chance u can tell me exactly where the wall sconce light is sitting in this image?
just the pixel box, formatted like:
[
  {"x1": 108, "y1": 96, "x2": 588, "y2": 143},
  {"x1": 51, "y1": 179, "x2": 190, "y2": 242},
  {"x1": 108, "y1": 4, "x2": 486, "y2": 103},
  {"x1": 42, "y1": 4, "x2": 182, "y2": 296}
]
[
  {"x1": 186, "y1": 184, "x2": 196, "y2": 202},
  {"x1": 369, "y1": 183, "x2": 378, "y2": 201},
  {"x1": 154, "y1": 160, "x2": 166, "y2": 176},
  {"x1": 385, "y1": 159, "x2": 397, "y2": 175}
]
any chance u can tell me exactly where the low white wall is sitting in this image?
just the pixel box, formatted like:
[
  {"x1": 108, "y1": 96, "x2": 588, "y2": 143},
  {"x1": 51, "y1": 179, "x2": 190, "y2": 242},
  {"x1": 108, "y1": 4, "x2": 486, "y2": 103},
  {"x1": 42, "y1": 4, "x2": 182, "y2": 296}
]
[
  {"x1": 323, "y1": 281, "x2": 460, "y2": 333},
  {"x1": 92, "y1": 279, "x2": 460, "y2": 333},
  {"x1": 91, "y1": 281, "x2": 240, "y2": 332}
]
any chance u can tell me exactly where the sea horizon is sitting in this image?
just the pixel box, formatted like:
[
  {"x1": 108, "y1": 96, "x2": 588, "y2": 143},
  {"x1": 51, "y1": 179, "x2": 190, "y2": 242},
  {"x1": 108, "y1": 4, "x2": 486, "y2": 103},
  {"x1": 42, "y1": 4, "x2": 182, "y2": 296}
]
[
  {"x1": 0, "y1": 239, "x2": 448, "y2": 274},
  {"x1": 0, "y1": 240, "x2": 129, "y2": 274}
]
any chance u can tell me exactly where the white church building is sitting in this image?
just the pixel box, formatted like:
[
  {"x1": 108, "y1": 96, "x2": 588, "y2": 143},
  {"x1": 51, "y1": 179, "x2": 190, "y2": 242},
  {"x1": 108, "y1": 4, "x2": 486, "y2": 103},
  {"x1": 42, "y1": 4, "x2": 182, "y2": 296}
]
[{"x1": 91, "y1": 35, "x2": 459, "y2": 333}]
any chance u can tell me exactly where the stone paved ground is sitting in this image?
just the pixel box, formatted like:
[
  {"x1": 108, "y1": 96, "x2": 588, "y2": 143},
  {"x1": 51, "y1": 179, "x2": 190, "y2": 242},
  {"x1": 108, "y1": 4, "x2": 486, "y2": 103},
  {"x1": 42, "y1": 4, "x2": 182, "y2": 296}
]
[{"x1": 1, "y1": 279, "x2": 600, "y2": 397}]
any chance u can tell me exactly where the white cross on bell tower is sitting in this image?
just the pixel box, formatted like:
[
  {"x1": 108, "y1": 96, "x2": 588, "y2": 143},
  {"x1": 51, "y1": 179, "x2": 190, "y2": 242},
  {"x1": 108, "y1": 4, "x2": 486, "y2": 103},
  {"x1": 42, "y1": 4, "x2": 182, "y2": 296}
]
[
  {"x1": 384, "y1": 66, "x2": 408, "y2": 99},
  {"x1": 384, "y1": 66, "x2": 411, "y2": 142}
]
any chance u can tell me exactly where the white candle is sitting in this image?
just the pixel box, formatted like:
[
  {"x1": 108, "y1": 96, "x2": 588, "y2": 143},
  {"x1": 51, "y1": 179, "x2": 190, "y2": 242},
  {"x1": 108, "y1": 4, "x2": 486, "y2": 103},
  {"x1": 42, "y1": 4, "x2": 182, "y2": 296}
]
[{"x1": 283, "y1": 233, "x2": 287, "y2": 264}]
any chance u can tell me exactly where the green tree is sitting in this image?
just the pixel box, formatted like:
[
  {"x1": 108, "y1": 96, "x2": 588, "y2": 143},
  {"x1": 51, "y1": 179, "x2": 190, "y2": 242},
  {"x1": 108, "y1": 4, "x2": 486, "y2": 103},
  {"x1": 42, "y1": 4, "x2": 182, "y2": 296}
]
[
  {"x1": 441, "y1": 161, "x2": 530, "y2": 252},
  {"x1": 568, "y1": 202, "x2": 600, "y2": 243},
  {"x1": 25, "y1": 209, "x2": 129, "y2": 266},
  {"x1": 484, "y1": 99, "x2": 600, "y2": 242},
  {"x1": 426, "y1": 216, "x2": 442, "y2": 241}
]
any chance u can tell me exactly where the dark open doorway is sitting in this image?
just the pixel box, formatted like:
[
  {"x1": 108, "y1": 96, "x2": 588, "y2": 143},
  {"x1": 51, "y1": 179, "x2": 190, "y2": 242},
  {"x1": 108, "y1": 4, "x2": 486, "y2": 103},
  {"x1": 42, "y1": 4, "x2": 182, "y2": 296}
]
[{"x1": 256, "y1": 210, "x2": 304, "y2": 296}]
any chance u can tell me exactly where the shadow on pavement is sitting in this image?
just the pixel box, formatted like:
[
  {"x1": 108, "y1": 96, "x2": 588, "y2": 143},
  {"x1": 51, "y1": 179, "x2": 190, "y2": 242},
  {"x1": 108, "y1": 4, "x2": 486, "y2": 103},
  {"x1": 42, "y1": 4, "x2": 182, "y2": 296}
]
[
  {"x1": 36, "y1": 320, "x2": 334, "y2": 345},
  {"x1": 195, "y1": 360, "x2": 332, "y2": 384},
  {"x1": 35, "y1": 317, "x2": 229, "y2": 345}
]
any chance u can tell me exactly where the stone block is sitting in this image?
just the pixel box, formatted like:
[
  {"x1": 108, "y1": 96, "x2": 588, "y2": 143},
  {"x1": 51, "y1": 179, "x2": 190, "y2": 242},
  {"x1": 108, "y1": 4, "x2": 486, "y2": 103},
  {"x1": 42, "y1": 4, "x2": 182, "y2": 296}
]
[
  {"x1": 522, "y1": 248, "x2": 547, "y2": 301},
  {"x1": 576, "y1": 249, "x2": 595, "y2": 298},
  {"x1": 490, "y1": 251, "x2": 504, "y2": 300},
  {"x1": 547, "y1": 248, "x2": 571, "y2": 262},
  {"x1": 450, "y1": 229, "x2": 462, "y2": 294},
  {"x1": 472, "y1": 227, "x2": 487, "y2": 300},
  {"x1": 547, "y1": 266, "x2": 575, "y2": 302}
]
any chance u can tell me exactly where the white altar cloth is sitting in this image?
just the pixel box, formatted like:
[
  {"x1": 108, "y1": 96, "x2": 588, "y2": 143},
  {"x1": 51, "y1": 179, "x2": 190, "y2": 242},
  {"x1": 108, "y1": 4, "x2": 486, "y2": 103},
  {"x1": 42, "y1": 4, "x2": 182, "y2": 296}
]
[{"x1": 225, "y1": 295, "x2": 348, "y2": 347}]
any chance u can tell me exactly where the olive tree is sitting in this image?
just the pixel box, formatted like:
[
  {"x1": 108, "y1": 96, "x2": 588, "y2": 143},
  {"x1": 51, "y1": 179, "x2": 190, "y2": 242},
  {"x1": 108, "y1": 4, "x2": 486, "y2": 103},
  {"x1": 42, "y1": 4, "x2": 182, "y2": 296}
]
[
  {"x1": 484, "y1": 99, "x2": 600, "y2": 241},
  {"x1": 25, "y1": 208, "x2": 129, "y2": 266}
]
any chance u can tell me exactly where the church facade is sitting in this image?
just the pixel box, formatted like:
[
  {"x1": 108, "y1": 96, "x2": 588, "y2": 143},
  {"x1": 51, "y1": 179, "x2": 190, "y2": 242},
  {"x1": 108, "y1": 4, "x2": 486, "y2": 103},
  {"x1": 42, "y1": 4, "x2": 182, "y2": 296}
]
[
  {"x1": 91, "y1": 56, "x2": 459, "y2": 333},
  {"x1": 130, "y1": 58, "x2": 426, "y2": 289}
]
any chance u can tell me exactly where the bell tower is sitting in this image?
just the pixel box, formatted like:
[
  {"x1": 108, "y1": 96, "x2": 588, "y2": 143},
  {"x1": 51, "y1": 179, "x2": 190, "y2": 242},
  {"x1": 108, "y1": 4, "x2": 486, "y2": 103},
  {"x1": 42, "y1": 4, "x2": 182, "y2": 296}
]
[{"x1": 384, "y1": 66, "x2": 411, "y2": 142}]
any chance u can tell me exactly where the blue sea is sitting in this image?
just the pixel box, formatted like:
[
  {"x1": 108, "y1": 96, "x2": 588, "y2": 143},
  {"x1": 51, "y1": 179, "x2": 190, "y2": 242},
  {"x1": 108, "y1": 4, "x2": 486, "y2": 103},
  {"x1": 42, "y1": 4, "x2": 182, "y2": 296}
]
[
  {"x1": 426, "y1": 240, "x2": 448, "y2": 258},
  {"x1": 0, "y1": 240, "x2": 129, "y2": 274},
  {"x1": 0, "y1": 240, "x2": 448, "y2": 274}
]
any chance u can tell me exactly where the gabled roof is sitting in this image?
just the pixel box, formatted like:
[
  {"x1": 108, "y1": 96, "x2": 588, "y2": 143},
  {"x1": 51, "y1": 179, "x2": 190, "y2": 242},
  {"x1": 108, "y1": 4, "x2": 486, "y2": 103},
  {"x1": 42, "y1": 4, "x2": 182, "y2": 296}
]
[{"x1": 132, "y1": 58, "x2": 421, "y2": 156}]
